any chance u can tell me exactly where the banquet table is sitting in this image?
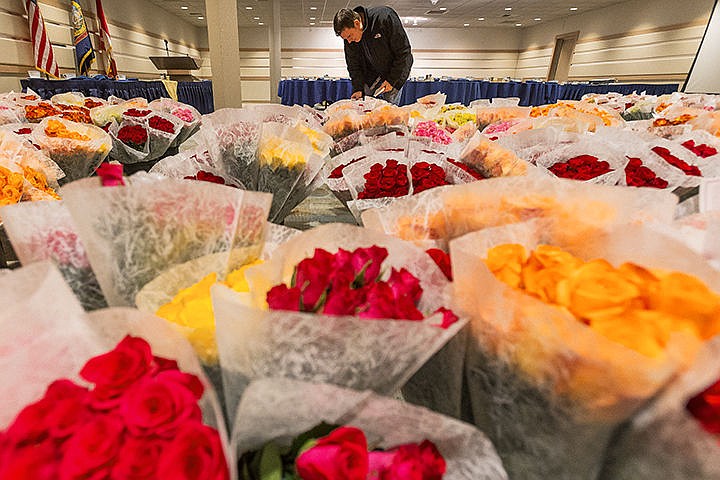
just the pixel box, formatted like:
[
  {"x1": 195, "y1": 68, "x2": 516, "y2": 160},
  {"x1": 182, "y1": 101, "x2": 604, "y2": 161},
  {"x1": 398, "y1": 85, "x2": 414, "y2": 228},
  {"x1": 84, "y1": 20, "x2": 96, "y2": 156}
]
[
  {"x1": 278, "y1": 78, "x2": 679, "y2": 107},
  {"x1": 20, "y1": 77, "x2": 215, "y2": 114}
]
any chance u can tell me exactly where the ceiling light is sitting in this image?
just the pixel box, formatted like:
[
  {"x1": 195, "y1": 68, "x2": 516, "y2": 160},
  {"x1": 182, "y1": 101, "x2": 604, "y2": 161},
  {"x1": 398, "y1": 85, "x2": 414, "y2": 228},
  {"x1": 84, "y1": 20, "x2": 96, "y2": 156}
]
[
  {"x1": 463, "y1": 23, "x2": 469, "y2": 26},
  {"x1": 253, "y1": 16, "x2": 260, "y2": 19},
  {"x1": 570, "y1": 7, "x2": 578, "y2": 10},
  {"x1": 310, "y1": 22, "x2": 315, "y2": 25},
  {"x1": 504, "y1": 7, "x2": 512, "y2": 11},
  {"x1": 477, "y1": 17, "x2": 485, "y2": 20},
  {"x1": 534, "y1": 17, "x2": 541, "y2": 21},
  {"x1": 198, "y1": 16, "x2": 204, "y2": 19},
  {"x1": 438, "y1": 7, "x2": 447, "y2": 11},
  {"x1": 258, "y1": 22, "x2": 264, "y2": 25},
  {"x1": 310, "y1": 6, "x2": 317, "y2": 10},
  {"x1": 245, "y1": 6, "x2": 253, "y2": 10},
  {"x1": 515, "y1": 23, "x2": 522, "y2": 26},
  {"x1": 180, "y1": 5, "x2": 188, "y2": 9},
  {"x1": 310, "y1": 16, "x2": 315, "y2": 20}
]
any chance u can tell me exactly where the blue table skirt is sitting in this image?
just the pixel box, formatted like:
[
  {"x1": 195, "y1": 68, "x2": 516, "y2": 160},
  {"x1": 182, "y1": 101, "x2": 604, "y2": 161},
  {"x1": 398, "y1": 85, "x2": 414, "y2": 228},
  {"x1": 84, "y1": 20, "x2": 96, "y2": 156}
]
[
  {"x1": 20, "y1": 77, "x2": 214, "y2": 113},
  {"x1": 278, "y1": 78, "x2": 678, "y2": 107}
]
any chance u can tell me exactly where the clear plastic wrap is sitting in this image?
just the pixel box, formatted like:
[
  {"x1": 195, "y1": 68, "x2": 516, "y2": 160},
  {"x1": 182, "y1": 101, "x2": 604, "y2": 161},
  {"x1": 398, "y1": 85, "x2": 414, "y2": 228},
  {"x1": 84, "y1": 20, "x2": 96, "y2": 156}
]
[
  {"x1": 212, "y1": 223, "x2": 467, "y2": 425},
  {"x1": 108, "y1": 119, "x2": 150, "y2": 164},
  {"x1": 233, "y1": 378, "x2": 509, "y2": 480},
  {"x1": 149, "y1": 147, "x2": 245, "y2": 188},
  {"x1": 450, "y1": 220, "x2": 720, "y2": 480},
  {"x1": 61, "y1": 178, "x2": 271, "y2": 306},
  {"x1": 321, "y1": 145, "x2": 374, "y2": 205},
  {"x1": 360, "y1": 176, "x2": 678, "y2": 249},
  {"x1": 0, "y1": 200, "x2": 107, "y2": 311},
  {"x1": 32, "y1": 117, "x2": 111, "y2": 181},
  {"x1": 0, "y1": 101, "x2": 25, "y2": 125},
  {"x1": 475, "y1": 106, "x2": 531, "y2": 130}
]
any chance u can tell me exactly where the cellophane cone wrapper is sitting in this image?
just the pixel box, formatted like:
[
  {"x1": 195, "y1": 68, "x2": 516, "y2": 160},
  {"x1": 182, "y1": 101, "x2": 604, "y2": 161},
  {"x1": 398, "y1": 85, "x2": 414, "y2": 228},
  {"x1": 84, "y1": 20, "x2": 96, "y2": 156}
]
[
  {"x1": 32, "y1": 117, "x2": 111, "y2": 181},
  {"x1": 361, "y1": 176, "x2": 678, "y2": 250},
  {"x1": 212, "y1": 223, "x2": 467, "y2": 426},
  {"x1": 108, "y1": 118, "x2": 150, "y2": 164},
  {"x1": 0, "y1": 200, "x2": 107, "y2": 311},
  {"x1": 232, "y1": 378, "x2": 508, "y2": 480},
  {"x1": 149, "y1": 147, "x2": 246, "y2": 189},
  {"x1": 599, "y1": 337, "x2": 720, "y2": 480},
  {"x1": 62, "y1": 178, "x2": 271, "y2": 306},
  {"x1": 449, "y1": 220, "x2": 720, "y2": 480},
  {"x1": 532, "y1": 135, "x2": 626, "y2": 185},
  {"x1": 200, "y1": 108, "x2": 263, "y2": 190}
]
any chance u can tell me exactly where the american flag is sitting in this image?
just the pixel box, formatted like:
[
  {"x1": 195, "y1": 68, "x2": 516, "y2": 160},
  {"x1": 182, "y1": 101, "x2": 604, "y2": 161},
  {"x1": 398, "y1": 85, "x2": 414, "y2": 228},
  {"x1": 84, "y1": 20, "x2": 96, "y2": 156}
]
[
  {"x1": 95, "y1": 0, "x2": 117, "y2": 78},
  {"x1": 25, "y1": 0, "x2": 60, "y2": 78}
]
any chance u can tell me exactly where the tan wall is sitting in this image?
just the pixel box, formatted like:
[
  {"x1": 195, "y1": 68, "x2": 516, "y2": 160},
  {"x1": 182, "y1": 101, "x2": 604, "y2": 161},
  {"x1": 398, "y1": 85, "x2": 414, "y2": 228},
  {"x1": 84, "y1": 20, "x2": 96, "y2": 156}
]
[
  {"x1": 0, "y1": 0, "x2": 205, "y2": 92},
  {"x1": 517, "y1": 0, "x2": 715, "y2": 83},
  {"x1": 219, "y1": 26, "x2": 523, "y2": 103}
]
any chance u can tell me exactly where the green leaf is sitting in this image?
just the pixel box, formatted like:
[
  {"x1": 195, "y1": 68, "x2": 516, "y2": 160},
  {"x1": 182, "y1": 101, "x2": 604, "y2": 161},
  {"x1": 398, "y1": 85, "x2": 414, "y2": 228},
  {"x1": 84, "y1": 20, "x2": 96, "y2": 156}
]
[
  {"x1": 290, "y1": 267, "x2": 297, "y2": 288},
  {"x1": 258, "y1": 443, "x2": 283, "y2": 480},
  {"x1": 287, "y1": 422, "x2": 340, "y2": 459}
]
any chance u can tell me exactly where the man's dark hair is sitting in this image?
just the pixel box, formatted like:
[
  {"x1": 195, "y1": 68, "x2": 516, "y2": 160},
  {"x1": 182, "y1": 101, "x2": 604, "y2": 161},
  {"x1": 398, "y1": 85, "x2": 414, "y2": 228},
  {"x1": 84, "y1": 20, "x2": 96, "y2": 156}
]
[{"x1": 333, "y1": 8, "x2": 361, "y2": 36}]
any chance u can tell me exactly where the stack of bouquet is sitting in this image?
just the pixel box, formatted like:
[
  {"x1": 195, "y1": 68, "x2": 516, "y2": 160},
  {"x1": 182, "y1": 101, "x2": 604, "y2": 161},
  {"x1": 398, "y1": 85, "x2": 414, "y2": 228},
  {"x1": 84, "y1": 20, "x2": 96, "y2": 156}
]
[
  {"x1": 0, "y1": 130, "x2": 63, "y2": 207},
  {"x1": 108, "y1": 107, "x2": 183, "y2": 164}
]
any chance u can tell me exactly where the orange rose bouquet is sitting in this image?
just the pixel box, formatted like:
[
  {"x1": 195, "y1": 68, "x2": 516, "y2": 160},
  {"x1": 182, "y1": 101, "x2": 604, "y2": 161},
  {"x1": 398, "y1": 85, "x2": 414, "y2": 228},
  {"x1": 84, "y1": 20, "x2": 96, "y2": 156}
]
[
  {"x1": 232, "y1": 378, "x2": 508, "y2": 480},
  {"x1": 32, "y1": 118, "x2": 111, "y2": 182},
  {"x1": 449, "y1": 219, "x2": 720, "y2": 480},
  {"x1": 361, "y1": 176, "x2": 677, "y2": 251}
]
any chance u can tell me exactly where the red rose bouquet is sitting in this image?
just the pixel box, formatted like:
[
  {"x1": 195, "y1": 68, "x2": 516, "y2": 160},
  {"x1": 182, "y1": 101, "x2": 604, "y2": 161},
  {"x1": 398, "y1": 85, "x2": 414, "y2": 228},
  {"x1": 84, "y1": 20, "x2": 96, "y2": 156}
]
[
  {"x1": 118, "y1": 124, "x2": 148, "y2": 150},
  {"x1": 535, "y1": 137, "x2": 626, "y2": 185},
  {"x1": 0, "y1": 262, "x2": 231, "y2": 480},
  {"x1": 232, "y1": 379, "x2": 508, "y2": 480},
  {"x1": 145, "y1": 112, "x2": 183, "y2": 161},
  {"x1": 212, "y1": 224, "x2": 468, "y2": 422},
  {"x1": 600, "y1": 338, "x2": 720, "y2": 480},
  {"x1": 342, "y1": 154, "x2": 413, "y2": 221}
]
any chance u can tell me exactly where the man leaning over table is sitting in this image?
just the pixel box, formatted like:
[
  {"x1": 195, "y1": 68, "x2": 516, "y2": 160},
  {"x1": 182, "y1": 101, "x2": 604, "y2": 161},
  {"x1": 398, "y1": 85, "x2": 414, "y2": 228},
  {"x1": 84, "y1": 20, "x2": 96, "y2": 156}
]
[{"x1": 333, "y1": 6, "x2": 413, "y2": 105}]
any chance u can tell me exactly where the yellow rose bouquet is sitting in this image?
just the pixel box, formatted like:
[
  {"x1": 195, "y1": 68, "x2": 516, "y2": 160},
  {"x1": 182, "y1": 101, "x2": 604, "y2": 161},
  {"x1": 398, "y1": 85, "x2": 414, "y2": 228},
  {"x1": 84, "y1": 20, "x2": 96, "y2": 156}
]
[
  {"x1": 449, "y1": 219, "x2": 720, "y2": 480},
  {"x1": 256, "y1": 122, "x2": 325, "y2": 223}
]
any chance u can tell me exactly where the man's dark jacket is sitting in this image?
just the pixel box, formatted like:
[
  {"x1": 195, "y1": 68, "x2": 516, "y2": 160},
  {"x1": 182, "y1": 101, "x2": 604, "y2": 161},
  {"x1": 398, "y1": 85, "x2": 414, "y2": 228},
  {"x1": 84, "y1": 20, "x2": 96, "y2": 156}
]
[{"x1": 344, "y1": 6, "x2": 413, "y2": 93}]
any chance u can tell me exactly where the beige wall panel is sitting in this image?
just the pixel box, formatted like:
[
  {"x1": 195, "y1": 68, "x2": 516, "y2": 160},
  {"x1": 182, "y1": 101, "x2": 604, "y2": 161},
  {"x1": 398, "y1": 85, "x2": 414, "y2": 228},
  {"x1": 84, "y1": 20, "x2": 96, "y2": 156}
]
[{"x1": 0, "y1": 75, "x2": 22, "y2": 92}]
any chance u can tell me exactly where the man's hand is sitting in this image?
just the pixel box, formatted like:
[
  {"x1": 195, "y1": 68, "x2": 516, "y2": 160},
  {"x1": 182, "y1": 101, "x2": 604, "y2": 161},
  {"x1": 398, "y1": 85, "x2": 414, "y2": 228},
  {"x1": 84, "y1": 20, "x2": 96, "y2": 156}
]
[
  {"x1": 351, "y1": 91, "x2": 363, "y2": 100},
  {"x1": 377, "y1": 80, "x2": 393, "y2": 95}
]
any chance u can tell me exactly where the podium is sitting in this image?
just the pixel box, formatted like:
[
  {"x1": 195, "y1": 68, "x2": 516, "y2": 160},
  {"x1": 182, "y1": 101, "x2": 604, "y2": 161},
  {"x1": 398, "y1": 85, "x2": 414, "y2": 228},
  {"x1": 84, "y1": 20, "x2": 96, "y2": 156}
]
[{"x1": 149, "y1": 56, "x2": 200, "y2": 82}]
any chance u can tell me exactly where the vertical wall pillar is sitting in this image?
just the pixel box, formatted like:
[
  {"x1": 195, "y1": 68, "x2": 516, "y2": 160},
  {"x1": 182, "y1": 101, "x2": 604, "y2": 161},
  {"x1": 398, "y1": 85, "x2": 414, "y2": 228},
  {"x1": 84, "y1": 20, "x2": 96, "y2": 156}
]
[
  {"x1": 205, "y1": 0, "x2": 243, "y2": 108},
  {"x1": 268, "y1": 0, "x2": 282, "y2": 103}
]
